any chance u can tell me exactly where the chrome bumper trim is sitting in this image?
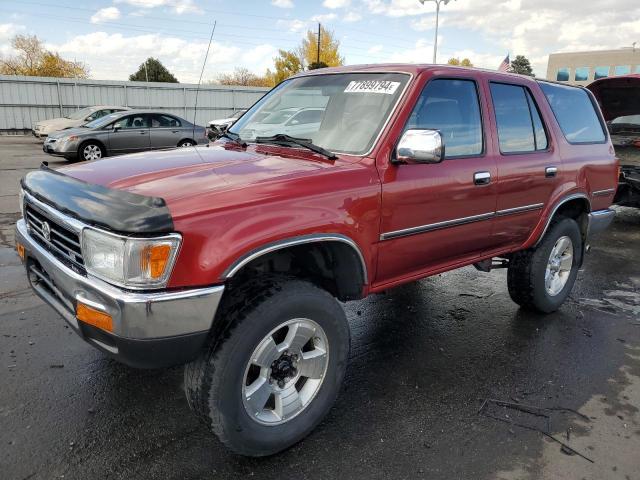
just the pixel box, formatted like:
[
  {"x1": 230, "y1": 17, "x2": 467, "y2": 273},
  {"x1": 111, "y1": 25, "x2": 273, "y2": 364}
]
[
  {"x1": 16, "y1": 219, "x2": 224, "y2": 339},
  {"x1": 586, "y1": 208, "x2": 615, "y2": 240}
]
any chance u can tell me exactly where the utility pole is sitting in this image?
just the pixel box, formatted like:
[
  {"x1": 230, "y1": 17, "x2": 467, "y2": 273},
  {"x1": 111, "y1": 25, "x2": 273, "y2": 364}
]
[
  {"x1": 317, "y1": 23, "x2": 321, "y2": 64},
  {"x1": 418, "y1": 0, "x2": 454, "y2": 64},
  {"x1": 143, "y1": 59, "x2": 150, "y2": 108}
]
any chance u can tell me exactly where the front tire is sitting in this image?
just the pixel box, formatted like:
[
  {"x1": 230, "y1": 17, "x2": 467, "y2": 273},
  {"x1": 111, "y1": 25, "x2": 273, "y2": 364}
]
[
  {"x1": 507, "y1": 217, "x2": 582, "y2": 313},
  {"x1": 178, "y1": 139, "x2": 194, "y2": 147},
  {"x1": 78, "y1": 141, "x2": 105, "y2": 161},
  {"x1": 184, "y1": 277, "x2": 350, "y2": 456}
]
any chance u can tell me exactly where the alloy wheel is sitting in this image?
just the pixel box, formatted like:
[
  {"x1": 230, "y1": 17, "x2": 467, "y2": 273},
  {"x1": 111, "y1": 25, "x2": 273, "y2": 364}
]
[
  {"x1": 545, "y1": 235, "x2": 574, "y2": 296},
  {"x1": 242, "y1": 318, "x2": 329, "y2": 426},
  {"x1": 83, "y1": 144, "x2": 102, "y2": 161}
]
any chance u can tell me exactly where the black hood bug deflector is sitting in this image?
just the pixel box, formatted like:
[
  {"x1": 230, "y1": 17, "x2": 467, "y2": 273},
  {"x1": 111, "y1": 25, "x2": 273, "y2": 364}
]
[{"x1": 21, "y1": 164, "x2": 174, "y2": 234}]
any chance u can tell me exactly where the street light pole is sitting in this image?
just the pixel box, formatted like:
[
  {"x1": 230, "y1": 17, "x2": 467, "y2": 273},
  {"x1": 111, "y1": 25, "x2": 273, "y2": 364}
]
[{"x1": 418, "y1": 0, "x2": 454, "y2": 64}]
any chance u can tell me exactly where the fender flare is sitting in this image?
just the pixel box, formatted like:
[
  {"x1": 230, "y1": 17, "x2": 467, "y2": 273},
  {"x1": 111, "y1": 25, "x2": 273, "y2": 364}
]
[
  {"x1": 533, "y1": 192, "x2": 591, "y2": 247},
  {"x1": 222, "y1": 233, "x2": 368, "y2": 284}
]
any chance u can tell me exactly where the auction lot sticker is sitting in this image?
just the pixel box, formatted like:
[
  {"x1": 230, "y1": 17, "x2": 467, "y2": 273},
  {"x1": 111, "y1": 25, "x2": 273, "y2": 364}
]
[{"x1": 344, "y1": 80, "x2": 401, "y2": 95}]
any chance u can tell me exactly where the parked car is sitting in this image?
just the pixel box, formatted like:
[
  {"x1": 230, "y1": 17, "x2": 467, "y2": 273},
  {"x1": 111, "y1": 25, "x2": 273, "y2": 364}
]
[
  {"x1": 242, "y1": 107, "x2": 324, "y2": 139},
  {"x1": 32, "y1": 105, "x2": 130, "y2": 139},
  {"x1": 207, "y1": 110, "x2": 246, "y2": 139},
  {"x1": 587, "y1": 74, "x2": 640, "y2": 208},
  {"x1": 42, "y1": 110, "x2": 208, "y2": 161},
  {"x1": 16, "y1": 64, "x2": 617, "y2": 457}
]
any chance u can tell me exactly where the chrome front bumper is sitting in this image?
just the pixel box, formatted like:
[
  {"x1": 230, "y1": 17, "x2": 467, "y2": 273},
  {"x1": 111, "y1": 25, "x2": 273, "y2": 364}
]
[{"x1": 16, "y1": 218, "x2": 225, "y2": 367}]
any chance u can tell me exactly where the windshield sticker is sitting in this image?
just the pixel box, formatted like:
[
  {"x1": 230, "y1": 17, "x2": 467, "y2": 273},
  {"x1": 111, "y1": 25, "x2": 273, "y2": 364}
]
[{"x1": 344, "y1": 80, "x2": 401, "y2": 95}]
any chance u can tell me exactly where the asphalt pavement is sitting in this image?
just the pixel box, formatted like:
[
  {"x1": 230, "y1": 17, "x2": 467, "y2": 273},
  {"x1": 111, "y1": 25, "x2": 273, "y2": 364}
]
[{"x1": 1, "y1": 136, "x2": 639, "y2": 480}]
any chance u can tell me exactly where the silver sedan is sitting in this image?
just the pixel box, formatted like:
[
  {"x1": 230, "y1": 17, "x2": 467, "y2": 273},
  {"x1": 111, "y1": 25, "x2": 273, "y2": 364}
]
[{"x1": 42, "y1": 110, "x2": 208, "y2": 162}]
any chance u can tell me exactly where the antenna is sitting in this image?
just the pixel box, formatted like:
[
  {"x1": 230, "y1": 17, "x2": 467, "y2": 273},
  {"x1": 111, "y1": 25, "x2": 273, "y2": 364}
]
[{"x1": 192, "y1": 20, "x2": 217, "y2": 147}]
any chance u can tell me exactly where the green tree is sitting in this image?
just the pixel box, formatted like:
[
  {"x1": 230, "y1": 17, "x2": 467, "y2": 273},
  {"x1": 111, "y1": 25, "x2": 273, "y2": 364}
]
[
  {"x1": 447, "y1": 57, "x2": 473, "y2": 67},
  {"x1": 510, "y1": 55, "x2": 534, "y2": 76},
  {"x1": 299, "y1": 25, "x2": 344, "y2": 68},
  {"x1": 0, "y1": 34, "x2": 89, "y2": 78},
  {"x1": 129, "y1": 57, "x2": 178, "y2": 83},
  {"x1": 264, "y1": 49, "x2": 304, "y2": 86}
]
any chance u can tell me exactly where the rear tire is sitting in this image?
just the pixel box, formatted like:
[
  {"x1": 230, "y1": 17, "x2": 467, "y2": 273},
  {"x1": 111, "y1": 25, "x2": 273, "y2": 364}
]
[
  {"x1": 184, "y1": 276, "x2": 350, "y2": 456},
  {"x1": 507, "y1": 217, "x2": 582, "y2": 313}
]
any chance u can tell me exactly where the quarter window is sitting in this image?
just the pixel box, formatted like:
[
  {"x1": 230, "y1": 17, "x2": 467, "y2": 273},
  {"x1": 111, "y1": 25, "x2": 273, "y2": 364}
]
[
  {"x1": 539, "y1": 82, "x2": 605, "y2": 144},
  {"x1": 556, "y1": 68, "x2": 570, "y2": 81},
  {"x1": 594, "y1": 66, "x2": 609, "y2": 79},
  {"x1": 404, "y1": 78, "x2": 483, "y2": 157},
  {"x1": 489, "y1": 83, "x2": 548, "y2": 153},
  {"x1": 574, "y1": 67, "x2": 590, "y2": 82}
]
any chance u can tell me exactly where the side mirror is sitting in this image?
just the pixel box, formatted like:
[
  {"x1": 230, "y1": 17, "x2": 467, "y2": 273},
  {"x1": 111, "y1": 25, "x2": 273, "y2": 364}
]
[
  {"x1": 395, "y1": 129, "x2": 444, "y2": 164},
  {"x1": 113, "y1": 122, "x2": 122, "y2": 132}
]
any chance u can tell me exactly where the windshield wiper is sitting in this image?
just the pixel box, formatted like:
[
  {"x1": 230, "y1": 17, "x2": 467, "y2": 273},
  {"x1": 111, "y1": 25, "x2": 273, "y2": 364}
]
[
  {"x1": 254, "y1": 134, "x2": 337, "y2": 160},
  {"x1": 220, "y1": 130, "x2": 247, "y2": 147}
]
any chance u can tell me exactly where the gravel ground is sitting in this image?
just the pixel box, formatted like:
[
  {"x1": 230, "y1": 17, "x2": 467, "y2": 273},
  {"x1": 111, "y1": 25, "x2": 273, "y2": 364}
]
[{"x1": 1, "y1": 136, "x2": 639, "y2": 480}]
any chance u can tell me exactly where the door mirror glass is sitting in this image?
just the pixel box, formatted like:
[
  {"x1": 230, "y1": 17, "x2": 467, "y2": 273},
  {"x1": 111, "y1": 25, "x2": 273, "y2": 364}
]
[
  {"x1": 395, "y1": 129, "x2": 444, "y2": 164},
  {"x1": 113, "y1": 122, "x2": 122, "y2": 131}
]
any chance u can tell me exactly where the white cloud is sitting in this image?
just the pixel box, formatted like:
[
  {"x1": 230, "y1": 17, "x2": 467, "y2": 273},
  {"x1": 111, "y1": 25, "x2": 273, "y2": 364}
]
[
  {"x1": 0, "y1": 22, "x2": 25, "y2": 41},
  {"x1": 366, "y1": 0, "x2": 640, "y2": 77},
  {"x1": 277, "y1": 18, "x2": 310, "y2": 33},
  {"x1": 311, "y1": 13, "x2": 337, "y2": 22},
  {"x1": 48, "y1": 31, "x2": 275, "y2": 83},
  {"x1": 343, "y1": 11, "x2": 362, "y2": 22},
  {"x1": 90, "y1": 7, "x2": 121, "y2": 24},
  {"x1": 368, "y1": 45, "x2": 383, "y2": 54},
  {"x1": 271, "y1": 0, "x2": 294, "y2": 8},
  {"x1": 115, "y1": 0, "x2": 201, "y2": 15},
  {"x1": 323, "y1": 0, "x2": 350, "y2": 8}
]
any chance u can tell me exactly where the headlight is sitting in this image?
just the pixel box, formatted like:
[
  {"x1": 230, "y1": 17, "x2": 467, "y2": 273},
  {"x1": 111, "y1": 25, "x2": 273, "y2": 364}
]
[
  {"x1": 18, "y1": 189, "x2": 25, "y2": 218},
  {"x1": 82, "y1": 228, "x2": 181, "y2": 289},
  {"x1": 61, "y1": 135, "x2": 79, "y2": 143}
]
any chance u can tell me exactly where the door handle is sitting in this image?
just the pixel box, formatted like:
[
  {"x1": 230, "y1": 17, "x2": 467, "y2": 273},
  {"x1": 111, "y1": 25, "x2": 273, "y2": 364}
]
[
  {"x1": 139, "y1": 130, "x2": 147, "y2": 134},
  {"x1": 545, "y1": 166, "x2": 558, "y2": 178},
  {"x1": 474, "y1": 171, "x2": 491, "y2": 186},
  {"x1": 171, "y1": 130, "x2": 180, "y2": 133}
]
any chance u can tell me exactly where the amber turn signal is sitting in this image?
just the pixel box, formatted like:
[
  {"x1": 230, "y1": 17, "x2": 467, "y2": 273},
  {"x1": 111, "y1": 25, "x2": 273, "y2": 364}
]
[
  {"x1": 140, "y1": 244, "x2": 172, "y2": 279},
  {"x1": 15, "y1": 241, "x2": 25, "y2": 261},
  {"x1": 76, "y1": 302, "x2": 113, "y2": 332}
]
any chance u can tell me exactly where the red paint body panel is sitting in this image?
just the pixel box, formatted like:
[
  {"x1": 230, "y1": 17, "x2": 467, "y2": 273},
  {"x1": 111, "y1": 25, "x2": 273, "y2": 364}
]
[{"x1": 56, "y1": 64, "x2": 618, "y2": 293}]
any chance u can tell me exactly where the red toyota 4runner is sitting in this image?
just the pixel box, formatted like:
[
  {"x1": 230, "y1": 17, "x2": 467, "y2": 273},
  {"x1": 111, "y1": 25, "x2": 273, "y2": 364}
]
[{"x1": 15, "y1": 65, "x2": 617, "y2": 456}]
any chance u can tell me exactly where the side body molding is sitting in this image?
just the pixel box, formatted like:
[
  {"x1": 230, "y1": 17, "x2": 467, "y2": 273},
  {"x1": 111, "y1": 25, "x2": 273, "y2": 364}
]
[
  {"x1": 533, "y1": 192, "x2": 591, "y2": 246},
  {"x1": 222, "y1": 233, "x2": 369, "y2": 283}
]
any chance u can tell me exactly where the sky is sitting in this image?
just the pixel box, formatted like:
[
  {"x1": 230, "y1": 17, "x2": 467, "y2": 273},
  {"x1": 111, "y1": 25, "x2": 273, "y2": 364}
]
[{"x1": 1, "y1": 0, "x2": 639, "y2": 83}]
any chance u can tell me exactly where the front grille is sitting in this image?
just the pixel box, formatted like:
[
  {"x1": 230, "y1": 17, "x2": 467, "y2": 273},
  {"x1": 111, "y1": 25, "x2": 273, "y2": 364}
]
[{"x1": 25, "y1": 205, "x2": 84, "y2": 270}]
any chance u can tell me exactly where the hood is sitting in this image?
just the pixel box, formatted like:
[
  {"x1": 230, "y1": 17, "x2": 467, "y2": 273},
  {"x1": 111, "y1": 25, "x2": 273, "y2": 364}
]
[
  {"x1": 58, "y1": 143, "x2": 340, "y2": 207},
  {"x1": 47, "y1": 126, "x2": 90, "y2": 139},
  {"x1": 587, "y1": 74, "x2": 640, "y2": 121}
]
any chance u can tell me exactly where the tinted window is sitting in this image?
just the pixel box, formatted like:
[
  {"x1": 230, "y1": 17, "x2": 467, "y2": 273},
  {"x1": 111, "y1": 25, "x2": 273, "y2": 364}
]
[
  {"x1": 594, "y1": 66, "x2": 609, "y2": 79},
  {"x1": 614, "y1": 65, "x2": 631, "y2": 76},
  {"x1": 151, "y1": 114, "x2": 181, "y2": 128},
  {"x1": 539, "y1": 82, "x2": 605, "y2": 143},
  {"x1": 526, "y1": 91, "x2": 548, "y2": 150},
  {"x1": 490, "y1": 83, "x2": 548, "y2": 153},
  {"x1": 574, "y1": 67, "x2": 589, "y2": 81},
  {"x1": 405, "y1": 79, "x2": 483, "y2": 157},
  {"x1": 556, "y1": 68, "x2": 570, "y2": 81}
]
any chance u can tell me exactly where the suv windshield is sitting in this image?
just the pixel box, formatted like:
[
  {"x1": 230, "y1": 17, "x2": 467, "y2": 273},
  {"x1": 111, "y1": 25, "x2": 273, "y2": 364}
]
[
  {"x1": 66, "y1": 107, "x2": 95, "y2": 120},
  {"x1": 229, "y1": 72, "x2": 409, "y2": 155}
]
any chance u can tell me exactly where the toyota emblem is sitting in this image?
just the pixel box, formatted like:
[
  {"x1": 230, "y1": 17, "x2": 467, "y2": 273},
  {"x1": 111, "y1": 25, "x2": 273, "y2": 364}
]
[{"x1": 41, "y1": 221, "x2": 51, "y2": 242}]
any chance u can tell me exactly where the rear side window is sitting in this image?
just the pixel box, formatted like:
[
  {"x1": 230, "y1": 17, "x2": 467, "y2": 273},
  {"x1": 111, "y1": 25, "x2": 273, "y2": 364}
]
[
  {"x1": 539, "y1": 82, "x2": 606, "y2": 144},
  {"x1": 489, "y1": 83, "x2": 548, "y2": 153},
  {"x1": 405, "y1": 78, "x2": 483, "y2": 157}
]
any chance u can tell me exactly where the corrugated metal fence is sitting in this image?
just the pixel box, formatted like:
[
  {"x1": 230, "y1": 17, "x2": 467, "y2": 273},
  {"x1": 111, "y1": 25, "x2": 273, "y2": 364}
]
[{"x1": 0, "y1": 75, "x2": 269, "y2": 132}]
